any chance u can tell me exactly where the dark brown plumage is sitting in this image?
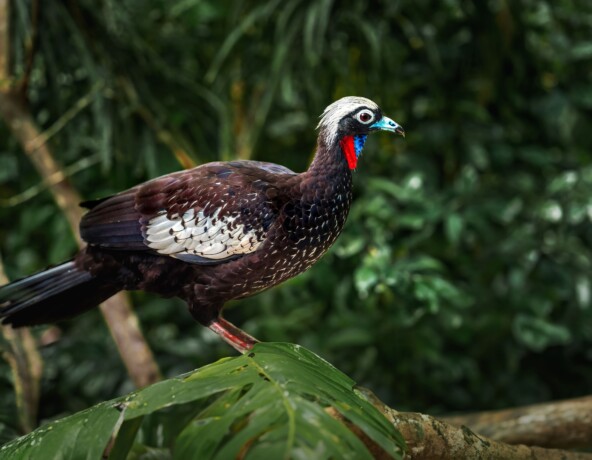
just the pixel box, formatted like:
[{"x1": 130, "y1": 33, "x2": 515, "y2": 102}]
[{"x1": 0, "y1": 96, "x2": 404, "y2": 352}]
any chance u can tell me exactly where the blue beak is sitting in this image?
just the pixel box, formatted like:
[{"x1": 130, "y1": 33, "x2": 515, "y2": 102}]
[{"x1": 370, "y1": 116, "x2": 405, "y2": 137}]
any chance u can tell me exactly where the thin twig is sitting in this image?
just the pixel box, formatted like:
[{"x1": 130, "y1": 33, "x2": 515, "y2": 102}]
[
  {"x1": 26, "y1": 80, "x2": 105, "y2": 153},
  {"x1": 118, "y1": 77, "x2": 196, "y2": 169},
  {"x1": 0, "y1": 152, "x2": 102, "y2": 207}
]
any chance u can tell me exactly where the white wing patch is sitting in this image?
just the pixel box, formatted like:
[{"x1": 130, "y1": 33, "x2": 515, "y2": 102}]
[{"x1": 145, "y1": 208, "x2": 263, "y2": 261}]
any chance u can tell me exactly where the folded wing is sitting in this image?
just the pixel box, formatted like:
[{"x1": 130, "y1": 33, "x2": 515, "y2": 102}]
[{"x1": 80, "y1": 162, "x2": 292, "y2": 265}]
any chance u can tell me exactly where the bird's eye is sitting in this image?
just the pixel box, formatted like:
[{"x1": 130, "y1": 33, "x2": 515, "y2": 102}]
[{"x1": 355, "y1": 109, "x2": 375, "y2": 124}]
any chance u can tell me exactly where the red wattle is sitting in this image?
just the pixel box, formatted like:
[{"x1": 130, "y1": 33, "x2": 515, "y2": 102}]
[{"x1": 340, "y1": 136, "x2": 357, "y2": 170}]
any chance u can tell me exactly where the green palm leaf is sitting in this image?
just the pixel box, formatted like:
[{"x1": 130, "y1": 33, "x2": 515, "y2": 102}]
[{"x1": 1, "y1": 343, "x2": 404, "y2": 459}]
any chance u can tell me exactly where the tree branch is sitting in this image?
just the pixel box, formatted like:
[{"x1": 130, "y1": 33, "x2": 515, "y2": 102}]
[
  {"x1": 0, "y1": 258, "x2": 42, "y2": 434},
  {"x1": 441, "y1": 395, "x2": 592, "y2": 449},
  {"x1": 0, "y1": 0, "x2": 42, "y2": 435},
  {"x1": 0, "y1": 326, "x2": 42, "y2": 434},
  {"x1": 0, "y1": 89, "x2": 161, "y2": 388},
  {"x1": 352, "y1": 387, "x2": 592, "y2": 459},
  {"x1": 391, "y1": 411, "x2": 591, "y2": 460},
  {"x1": 0, "y1": 0, "x2": 8, "y2": 85},
  {"x1": 328, "y1": 404, "x2": 591, "y2": 460}
]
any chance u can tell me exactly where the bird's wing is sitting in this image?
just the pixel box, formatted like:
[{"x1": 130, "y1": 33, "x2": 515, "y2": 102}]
[{"x1": 80, "y1": 161, "x2": 295, "y2": 265}]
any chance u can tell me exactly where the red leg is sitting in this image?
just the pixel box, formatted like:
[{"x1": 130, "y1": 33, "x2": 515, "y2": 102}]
[{"x1": 208, "y1": 316, "x2": 259, "y2": 354}]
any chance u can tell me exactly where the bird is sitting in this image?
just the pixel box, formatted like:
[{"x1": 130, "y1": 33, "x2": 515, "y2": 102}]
[{"x1": 0, "y1": 96, "x2": 404, "y2": 353}]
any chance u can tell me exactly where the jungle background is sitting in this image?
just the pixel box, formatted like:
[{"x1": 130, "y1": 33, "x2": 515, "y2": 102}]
[{"x1": 1, "y1": 0, "x2": 592, "y2": 445}]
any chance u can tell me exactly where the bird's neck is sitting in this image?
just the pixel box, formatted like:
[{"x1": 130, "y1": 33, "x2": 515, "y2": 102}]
[
  {"x1": 280, "y1": 135, "x2": 353, "y2": 258},
  {"x1": 307, "y1": 134, "x2": 351, "y2": 179},
  {"x1": 297, "y1": 135, "x2": 353, "y2": 212}
]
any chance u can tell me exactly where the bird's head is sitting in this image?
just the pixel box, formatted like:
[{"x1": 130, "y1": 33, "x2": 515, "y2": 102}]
[{"x1": 317, "y1": 96, "x2": 404, "y2": 170}]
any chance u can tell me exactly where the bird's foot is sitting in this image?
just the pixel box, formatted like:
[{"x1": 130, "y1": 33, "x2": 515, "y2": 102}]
[{"x1": 208, "y1": 316, "x2": 259, "y2": 354}]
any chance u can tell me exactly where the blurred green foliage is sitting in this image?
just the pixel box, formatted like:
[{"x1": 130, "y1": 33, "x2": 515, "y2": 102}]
[{"x1": 1, "y1": 0, "x2": 592, "y2": 440}]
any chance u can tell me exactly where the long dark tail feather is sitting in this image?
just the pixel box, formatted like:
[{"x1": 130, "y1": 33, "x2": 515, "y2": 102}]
[{"x1": 0, "y1": 260, "x2": 121, "y2": 327}]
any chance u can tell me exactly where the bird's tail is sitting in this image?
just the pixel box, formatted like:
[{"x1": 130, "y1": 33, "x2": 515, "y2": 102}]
[{"x1": 0, "y1": 260, "x2": 120, "y2": 327}]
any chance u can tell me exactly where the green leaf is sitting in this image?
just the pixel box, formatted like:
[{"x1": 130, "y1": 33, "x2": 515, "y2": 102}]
[
  {"x1": 0, "y1": 401, "x2": 120, "y2": 460},
  {"x1": 445, "y1": 213, "x2": 463, "y2": 246},
  {"x1": 571, "y1": 42, "x2": 592, "y2": 60},
  {"x1": 355, "y1": 266, "x2": 379, "y2": 296},
  {"x1": 0, "y1": 344, "x2": 404, "y2": 460},
  {"x1": 513, "y1": 315, "x2": 572, "y2": 352},
  {"x1": 108, "y1": 416, "x2": 144, "y2": 460}
]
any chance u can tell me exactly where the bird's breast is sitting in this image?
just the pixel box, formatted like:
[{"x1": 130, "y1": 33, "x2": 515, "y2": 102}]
[{"x1": 240, "y1": 174, "x2": 353, "y2": 292}]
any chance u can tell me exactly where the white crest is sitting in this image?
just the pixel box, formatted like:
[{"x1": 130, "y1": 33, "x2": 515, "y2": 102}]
[{"x1": 317, "y1": 96, "x2": 379, "y2": 147}]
